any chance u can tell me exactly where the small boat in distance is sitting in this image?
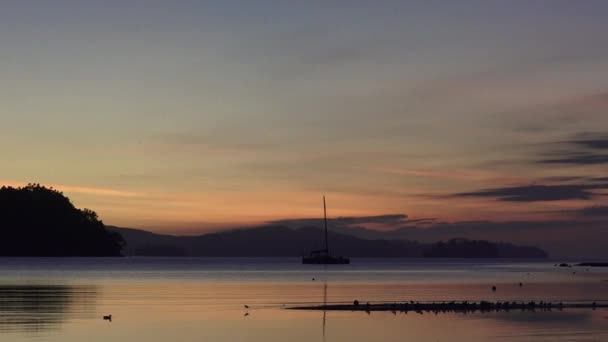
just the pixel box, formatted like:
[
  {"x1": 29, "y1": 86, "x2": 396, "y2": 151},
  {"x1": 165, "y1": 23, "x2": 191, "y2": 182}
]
[{"x1": 302, "y1": 196, "x2": 350, "y2": 265}]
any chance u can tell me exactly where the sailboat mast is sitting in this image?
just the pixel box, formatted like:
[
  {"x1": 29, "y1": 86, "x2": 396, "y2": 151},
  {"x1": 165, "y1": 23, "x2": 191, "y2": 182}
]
[{"x1": 323, "y1": 196, "x2": 329, "y2": 253}]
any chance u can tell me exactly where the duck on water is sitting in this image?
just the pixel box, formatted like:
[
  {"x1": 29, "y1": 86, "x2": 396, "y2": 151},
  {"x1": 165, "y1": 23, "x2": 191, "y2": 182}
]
[{"x1": 302, "y1": 196, "x2": 350, "y2": 265}]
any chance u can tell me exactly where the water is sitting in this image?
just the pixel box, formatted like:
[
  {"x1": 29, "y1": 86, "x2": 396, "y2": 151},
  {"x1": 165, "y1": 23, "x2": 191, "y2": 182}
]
[{"x1": 0, "y1": 258, "x2": 606, "y2": 341}]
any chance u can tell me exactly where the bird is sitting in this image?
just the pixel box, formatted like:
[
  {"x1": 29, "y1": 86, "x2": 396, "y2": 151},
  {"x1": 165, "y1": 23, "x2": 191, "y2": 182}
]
[
  {"x1": 103, "y1": 314, "x2": 112, "y2": 321},
  {"x1": 244, "y1": 312, "x2": 250, "y2": 317},
  {"x1": 492, "y1": 286, "x2": 497, "y2": 292},
  {"x1": 244, "y1": 305, "x2": 249, "y2": 309},
  {"x1": 519, "y1": 282, "x2": 523, "y2": 287}
]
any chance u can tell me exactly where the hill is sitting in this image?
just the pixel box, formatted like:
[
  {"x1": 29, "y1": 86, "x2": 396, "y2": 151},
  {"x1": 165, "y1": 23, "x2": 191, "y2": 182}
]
[
  {"x1": 0, "y1": 184, "x2": 124, "y2": 256},
  {"x1": 423, "y1": 238, "x2": 548, "y2": 258},
  {"x1": 109, "y1": 226, "x2": 547, "y2": 258}
]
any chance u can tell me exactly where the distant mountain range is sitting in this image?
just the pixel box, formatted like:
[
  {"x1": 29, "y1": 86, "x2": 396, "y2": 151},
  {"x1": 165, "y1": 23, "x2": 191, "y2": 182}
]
[
  {"x1": 268, "y1": 217, "x2": 608, "y2": 259},
  {"x1": 108, "y1": 225, "x2": 548, "y2": 258}
]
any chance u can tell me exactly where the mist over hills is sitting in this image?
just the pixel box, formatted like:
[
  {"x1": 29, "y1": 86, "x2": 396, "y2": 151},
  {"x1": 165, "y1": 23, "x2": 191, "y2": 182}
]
[
  {"x1": 269, "y1": 216, "x2": 608, "y2": 259},
  {"x1": 109, "y1": 225, "x2": 547, "y2": 258}
]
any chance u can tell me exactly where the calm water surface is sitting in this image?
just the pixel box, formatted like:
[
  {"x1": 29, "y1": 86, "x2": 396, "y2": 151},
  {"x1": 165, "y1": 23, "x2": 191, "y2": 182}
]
[{"x1": 0, "y1": 258, "x2": 606, "y2": 341}]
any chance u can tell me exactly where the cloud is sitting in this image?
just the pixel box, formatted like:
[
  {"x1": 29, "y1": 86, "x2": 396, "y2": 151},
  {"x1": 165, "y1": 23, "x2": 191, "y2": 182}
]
[
  {"x1": 572, "y1": 205, "x2": 608, "y2": 217},
  {"x1": 154, "y1": 132, "x2": 277, "y2": 152},
  {"x1": 334, "y1": 214, "x2": 409, "y2": 225},
  {"x1": 381, "y1": 168, "x2": 528, "y2": 183},
  {"x1": 0, "y1": 181, "x2": 140, "y2": 198},
  {"x1": 539, "y1": 132, "x2": 608, "y2": 165},
  {"x1": 451, "y1": 183, "x2": 608, "y2": 202},
  {"x1": 540, "y1": 152, "x2": 608, "y2": 165},
  {"x1": 508, "y1": 92, "x2": 608, "y2": 134},
  {"x1": 404, "y1": 217, "x2": 439, "y2": 224},
  {"x1": 271, "y1": 214, "x2": 409, "y2": 229},
  {"x1": 59, "y1": 185, "x2": 140, "y2": 198},
  {"x1": 542, "y1": 176, "x2": 608, "y2": 184},
  {"x1": 566, "y1": 132, "x2": 608, "y2": 150},
  {"x1": 541, "y1": 176, "x2": 586, "y2": 183}
]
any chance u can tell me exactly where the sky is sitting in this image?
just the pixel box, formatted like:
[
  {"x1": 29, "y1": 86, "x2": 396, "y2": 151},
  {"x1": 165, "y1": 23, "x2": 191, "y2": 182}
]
[{"x1": 1, "y1": 1, "x2": 608, "y2": 235}]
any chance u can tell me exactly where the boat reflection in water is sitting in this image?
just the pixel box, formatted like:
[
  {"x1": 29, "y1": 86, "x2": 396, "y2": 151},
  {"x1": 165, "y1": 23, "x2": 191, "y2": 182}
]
[
  {"x1": 302, "y1": 252, "x2": 349, "y2": 265},
  {"x1": 302, "y1": 196, "x2": 350, "y2": 265}
]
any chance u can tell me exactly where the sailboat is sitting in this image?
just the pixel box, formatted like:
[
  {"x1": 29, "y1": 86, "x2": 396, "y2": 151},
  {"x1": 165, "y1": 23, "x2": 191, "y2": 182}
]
[{"x1": 302, "y1": 196, "x2": 350, "y2": 265}]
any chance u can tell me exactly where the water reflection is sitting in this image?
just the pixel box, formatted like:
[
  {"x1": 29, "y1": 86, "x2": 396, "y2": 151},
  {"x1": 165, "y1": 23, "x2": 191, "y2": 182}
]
[
  {"x1": 320, "y1": 266, "x2": 330, "y2": 342},
  {"x1": 0, "y1": 258, "x2": 605, "y2": 342},
  {"x1": 322, "y1": 278, "x2": 327, "y2": 342},
  {"x1": 312, "y1": 265, "x2": 607, "y2": 342},
  {"x1": 481, "y1": 310, "x2": 593, "y2": 324},
  {"x1": 0, "y1": 285, "x2": 97, "y2": 332}
]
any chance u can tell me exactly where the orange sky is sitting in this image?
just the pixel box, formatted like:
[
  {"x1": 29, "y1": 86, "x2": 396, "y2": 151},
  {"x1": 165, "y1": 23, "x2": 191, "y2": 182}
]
[{"x1": 2, "y1": 2, "x2": 608, "y2": 234}]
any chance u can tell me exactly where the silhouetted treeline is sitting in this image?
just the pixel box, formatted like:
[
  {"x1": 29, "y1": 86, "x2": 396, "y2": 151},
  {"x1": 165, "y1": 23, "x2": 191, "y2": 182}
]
[
  {"x1": 422, "y1": 238, "x2": 548, "y2": 258},
  {"x1": 0, "y1": 184, "x2": 124, "y2": 256},
  {"x1": 110, "y1": 226, "x2": 548, "y2": 258}
]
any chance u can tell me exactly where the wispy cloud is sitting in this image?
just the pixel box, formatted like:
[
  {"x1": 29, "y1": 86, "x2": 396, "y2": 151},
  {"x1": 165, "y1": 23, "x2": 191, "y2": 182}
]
[
  {"x1": 450, "y1": 183, "x2": 608, "y2": 202},
  {"x1": 566, "y1": 132, "x2": 608, "y2": 150},
  {"x1": 539, "y1": 132, "x2": 608, "y2": 165},
  {"x1": 541, "y1": 176, "x2": 587, "y2": 183},
  {"x1": 380, "y1": 168, "x2": 528, "y2": 183},
  {"x1": 541, "y1": 152, "x2": 608, "y2": 165},
  {"x1": 1, "y1": 181, "x2": 140, "y2": 198},
  {"x1": 570, "y1": 205, "x2": 608, "y2": 217},
  {"x1": 271, "y1": 214, "x2": 409, "y2": 228}
]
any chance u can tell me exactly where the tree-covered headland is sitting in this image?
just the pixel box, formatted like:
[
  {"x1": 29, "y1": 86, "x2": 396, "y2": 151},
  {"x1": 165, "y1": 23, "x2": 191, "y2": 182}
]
[{"x1": 0, "y1": 184, "x2": 124, "y2": 256}]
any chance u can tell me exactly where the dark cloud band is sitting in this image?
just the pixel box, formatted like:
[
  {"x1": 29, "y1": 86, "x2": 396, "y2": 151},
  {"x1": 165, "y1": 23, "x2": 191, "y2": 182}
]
[{"x1": 452, "y1": 183, "x2": 608, "y2": 202}]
